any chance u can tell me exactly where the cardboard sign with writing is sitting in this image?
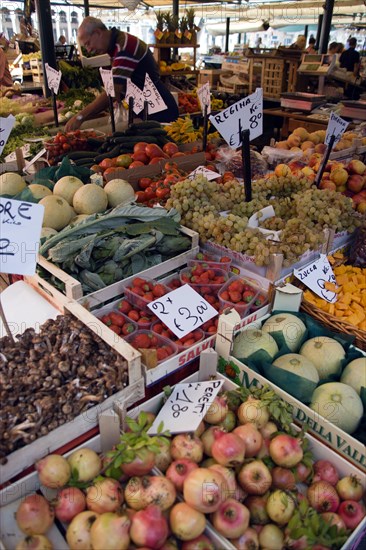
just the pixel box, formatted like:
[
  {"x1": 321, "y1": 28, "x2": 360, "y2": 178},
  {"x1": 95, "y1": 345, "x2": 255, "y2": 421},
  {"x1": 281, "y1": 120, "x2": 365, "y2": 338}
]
[
  {"x1": 45, "y1": 63, "x2": 62, "y2": 94},
  {"x1": 0, "y1": 115, "x2": 16, "y2": 155},
  {"x1": 99, "y1": 68, "x2": 115, "y2": 97},
  {"x1": 143, "y1": 74, "x2": 167, "y2": 115},
  {"x1": 294, "y1": 254, "x2": 337, "y2": 303},
  {"x1": 125, "y1": 78, "x2": 144, "y2": 114},
  {"x1": 209, "y1": 88, "x2": 263, "y2": 149},
  {"x1": 325, "y1": 112, "x2": 349, "y2": 146},
  {"x1": 147, "y1": 380, "x2": 224, "y2": 434},
  {"x1": 188, "y1": 166, "x2": 221, "y2": 180},
  {"x1": 0, "y1": 198, "x2": 44, "y2": 275},
  {"x1": 5, "y1": 144, "x2": 31, "y2": 162},
  {"x1": 23, "y1": 148, "x2": 47, "y2": 173},
  {"x1": 197, "y1": 82, "x2": 211, "y2": 115},
  {"x1": 147, "y1": 284, "x2": 218, "y2": 338}
]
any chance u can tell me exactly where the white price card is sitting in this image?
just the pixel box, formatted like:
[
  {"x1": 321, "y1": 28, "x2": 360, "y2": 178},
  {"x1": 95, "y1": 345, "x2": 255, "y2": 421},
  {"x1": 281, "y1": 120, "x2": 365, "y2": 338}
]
[
  {"x1": 5, "y1": 144, "x2": 31, "y2": 162},
  {"x1": 0, "y1": 198, "x2": 44, "y2": 276},
  {"x1": 197, "y1": 82, "x2": 211, "y2": 115},
  {"x1": 23, "y1": 148, "x2": 47, "y2": 173},
  {"x1": 188, "y1": 165, "x2": 221, "y2": 180},
  {"x1": 99, "y1": 68, "x2": 115, "y2": 98},
  {"x1": 45, "y1": 63, "x2": 62, "y2": 95},
  {"x1": 125, "y1": 78, "x2": 144, "y2": 114},
  {"x1": 143, "y1": 74, "x2": 167, "y2": 115},
  {"x1": 147, "y1": 379, "x2": 224, "y2": 435},
  {"x1": 209, "y1": 88, "x2": 263, "y2": 149},
  {"x1": 147, "y1": 284, "x2": 218, "y2": 338},
  {"x1": 294, "y1": 254, "x2": 338, "y2": 304},
  {"x1": 325, "y1": 112, "x2": 349, "y2": 146},
  {"x1": 0, "y1": 114, "x2": 15, "y2": 155}
]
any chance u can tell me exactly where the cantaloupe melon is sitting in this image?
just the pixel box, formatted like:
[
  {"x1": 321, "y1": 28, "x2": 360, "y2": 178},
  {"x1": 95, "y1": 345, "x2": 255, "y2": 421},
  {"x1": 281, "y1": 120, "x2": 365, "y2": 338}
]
[
  {"x1": 0, "y1": 172, "x2": 26, "y2": 196},
  {"x1": 39, "y1": 195, "x2": 74, "y2": 230},
  {"x1": 262, "y1": 313, "x2": 306, "y2": 352},
  {"x1": 28, "y1": 184, "x2": 52, "y2": 200},
  {"x1": 272, "y1": 353, "x2": 319, "y2": 383},
  {"x1": 340, "y1": 357, "x2": 366, "y2": 395},
  {"x1": 53, "y1": 176, "x2": 84, "y2": 205},
  {"x1": 104, "y1": 179, "x2": 135, "y2": 208},
  {"x1": 73, "y1": 184, "x2": 108, "y2": 215},
  {"x1": 300, "y1": 336, "x2": 345, "y2": 379},
  {"x1": 310, "y1": 383, "x2": 363, "y2": 434},
  {"x1": 232, "y1": 329, "x2": 279, "y2": 360}
]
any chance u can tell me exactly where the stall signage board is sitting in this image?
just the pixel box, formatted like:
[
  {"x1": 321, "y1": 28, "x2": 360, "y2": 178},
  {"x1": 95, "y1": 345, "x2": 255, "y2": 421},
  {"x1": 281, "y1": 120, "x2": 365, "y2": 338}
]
[
  {"x1": 45, "y1": 64, "x2": 62, "y2": 94},
  {"x1": 294, "y1": 254, "x2": 337, "y2": 303},
  {"x1": 325, "y1": 112, "x2": 349, "y2": 146},
  {"x1": 197, "y1": 82, "x2": 211, "y2": 115},
  {"x1": 147, "y1": 379, "x2": 224, "y2": 435},
  {"x1": 125, "y1": 79, "x2": 144, "y2": 114},
  {"x1": 0, "y1": 115, "x2": 15, "y2": 155},
  {"x1": 143, "y1": 74, "x2": 167, "y2": 115},
  {"x1": 188, "y1": 166, "x2": 221, "y2": 180},
  {"x1": 99, "y1": 68, "x2": 115, "y2": 97},
  {"x1": 0, "y1": 198, "x2": 44, "y2": 275},
  {"x1": 147, "y1": 284, "x2": 218, "y2": 338},
  {"x1": 209, "y1": 88, "x2": 263, "y2": 149}
]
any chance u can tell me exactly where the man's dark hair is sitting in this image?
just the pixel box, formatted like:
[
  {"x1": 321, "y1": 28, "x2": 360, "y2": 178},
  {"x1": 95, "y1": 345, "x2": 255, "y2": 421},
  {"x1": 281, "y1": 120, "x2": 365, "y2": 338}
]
[
  {"x1": 348, "y1": 37, "x2": 357, "y2": 48},
  {"x1": 309, "y1": 37, "x2": 316, "y2": 45},
  {"x1": 329, "y1": 41, "x2": 337, "y2": 51}
]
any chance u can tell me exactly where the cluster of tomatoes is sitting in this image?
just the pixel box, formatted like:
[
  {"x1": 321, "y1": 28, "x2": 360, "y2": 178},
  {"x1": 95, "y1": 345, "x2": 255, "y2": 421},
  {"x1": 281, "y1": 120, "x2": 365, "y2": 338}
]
[
  {"x1": 45, "y1": 130, "x2": 99, "y2": 164},
  {"x1": 136, "y1": 161, "x2": 187, "y2": 205}
]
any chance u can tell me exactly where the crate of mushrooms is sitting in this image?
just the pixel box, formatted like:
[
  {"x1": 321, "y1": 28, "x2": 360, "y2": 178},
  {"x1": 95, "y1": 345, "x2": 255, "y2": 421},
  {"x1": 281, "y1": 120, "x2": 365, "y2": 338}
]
[{"x1": 0, "y1": 286, "x2": 144, "y2": 484}]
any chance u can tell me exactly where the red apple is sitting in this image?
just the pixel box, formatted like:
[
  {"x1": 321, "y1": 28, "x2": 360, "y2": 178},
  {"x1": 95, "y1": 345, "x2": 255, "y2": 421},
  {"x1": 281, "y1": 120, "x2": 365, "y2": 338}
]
[
  {"x1": 347, "y1": 174, "x2": 364, "y2": 193},
  {"x1": 347, "y1": 159, "x2": 366, "y2": 175}
]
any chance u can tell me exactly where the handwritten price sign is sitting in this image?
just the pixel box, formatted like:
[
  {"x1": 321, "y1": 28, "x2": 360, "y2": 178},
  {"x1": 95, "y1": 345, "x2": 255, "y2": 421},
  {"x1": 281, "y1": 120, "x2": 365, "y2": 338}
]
[
  {"x1": 197, "y1": 82, "x2": 211, "y2": 115},
  {"x1": 143, "y1": 74, "x2": 167, "y2": 115},
  {"x1": 125, "y1": 78, "x2": 144, "y2": 114},
  {"x1": 99, "y1": 68, "x2": 115, "y2": 97},
  {"x1": 0, "y1": 198, "x2": 44, "y2": 275},
  {"x1": 147, "y1": 380, "x2": 224, "y2": 435},
  {"x1": 0, "y1": 115, "x2": 15, "y2": 155},
  {"x1": 147, "y1": 284, "x2": 218, "y2": 338},
  {"x1": 188, "y1": 166, "x2": 221, "y2": 180},
  {"x1": 294, "y1": 254, "x2": 338, "y2": 303},
  {"x1": 209, "y1": 88, "x2": 263, "y2": 149},
  {"x1": 45, "y1": 63, "x2": 62, "y2": 95},
  {"x1": 325, "y1": 112, "x2": 349, "y2": 146}
]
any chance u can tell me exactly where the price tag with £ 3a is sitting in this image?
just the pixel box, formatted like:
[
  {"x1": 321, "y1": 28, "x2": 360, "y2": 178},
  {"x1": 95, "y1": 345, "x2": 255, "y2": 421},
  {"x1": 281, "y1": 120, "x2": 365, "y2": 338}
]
[
  {"x1": 294, "y1": 254, "x2": 338, "y2": 303},
  {"x1": 325, "y1": 112, "x2": 349, "y2": 146},
  {"x1": 99, "y1": 68, "x2": 115, "y2": 98},
  {"x1": 0, "y1": 115, "x2": 15, "y2": 155},
  {"x1": 147, "y1": 379, "x2": 224, "y2": 435},
  {"x1": 147, "y1": 284, "x2": 218, "y2": 338}
]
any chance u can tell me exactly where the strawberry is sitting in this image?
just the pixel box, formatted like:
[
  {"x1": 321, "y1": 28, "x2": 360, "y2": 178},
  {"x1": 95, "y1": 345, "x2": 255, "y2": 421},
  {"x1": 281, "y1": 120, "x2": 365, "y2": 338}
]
[
  {"x1": 152, "y1": 283, "x2": 167, "y2": 298},
  {"x1": 122, "y1": 323, "x2": 135, "y2": 335},
  {"x1": 242, "y1": 290, "x2": 255, "y2": 303}
]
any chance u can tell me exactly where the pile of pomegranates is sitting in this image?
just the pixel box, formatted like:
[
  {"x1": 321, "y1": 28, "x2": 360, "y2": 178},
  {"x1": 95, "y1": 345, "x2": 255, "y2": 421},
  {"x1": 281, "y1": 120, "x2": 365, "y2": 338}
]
[{"x1": 13, "y1": 387, "x2": 365, "y2": 550}]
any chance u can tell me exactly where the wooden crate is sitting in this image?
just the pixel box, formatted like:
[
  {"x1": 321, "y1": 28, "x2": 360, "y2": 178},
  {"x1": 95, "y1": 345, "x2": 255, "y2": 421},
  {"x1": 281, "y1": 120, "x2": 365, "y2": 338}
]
[
  {"x1": 30, "y1": 59, "x2": 43, "y2": 84},
  {"x1": 198, "y1": 69, "x2": 224, "y2": 88},
  {"x1": 286, "y1": 59, "x2": 299, "y2": 93},
  {"x1": 262, "y1": 58, "x2": 285, "y2": 99},
  {"x1": 0, "y1": 277, "x2": 144, "y2": 483},
  {"x1": 221, "y1": 58, "x2": 251, "y2": 75},
  {"x1": 217, "y1": 83, "x2": 248, "y2": 95}
]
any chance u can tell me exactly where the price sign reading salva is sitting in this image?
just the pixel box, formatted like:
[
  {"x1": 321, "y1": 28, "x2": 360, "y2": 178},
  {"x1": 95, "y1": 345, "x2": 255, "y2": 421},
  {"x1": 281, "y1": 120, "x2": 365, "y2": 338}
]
[
  {"x1": 0, "y1": 115, "x2": 15, "y2": 155},
  {"x1": 197, "y1": 82, "x2": 211, "y2": 115},
  {"x1": 99, "y1": 68, "x2": 115, "y2": 97},
  {"x1": 0, "y1": 198, "x2": 44, "y2": 275},
  {"x1": 143, "y1": 74, "x2": 167, "y2": 115},
  {"x1": 125, "y1": 78, "x2": 144, "y2": 114},
  {"x1": 45, "y1": 63, "x2": 62, "y2": 94},
  {"x1": 148, "y1": 379, "x2": 224, "y2": 435},
  {"x1": 188, "y1": 166, "x2": 221, "y2": 180},
  {"x1": 294, "y1": 254, "x2": 338, "y2": 303},
  {"x1": 209, "y1": 88, "x2": 263, "y2": 149},
  {"x1": 325, "y1": 112, "x2": 349, "y2": 146},
  {"x1": 147, "y1": 284, "x2": 218, "y2": 338}
]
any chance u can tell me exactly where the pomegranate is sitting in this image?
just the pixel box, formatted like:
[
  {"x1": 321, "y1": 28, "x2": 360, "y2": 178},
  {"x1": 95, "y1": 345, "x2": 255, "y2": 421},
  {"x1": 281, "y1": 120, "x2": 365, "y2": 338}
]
[
  {"x1": 86, "y1": 477, "x2": 123, "y2": 514},
  {"x1": 170, "y1": 502, "x2": 206, "y2": 541},
  {"x1": 321, "y1": 512, "x2": 346, "y2": 532},
  {"x1": 54, "y1": 487, "x2": 86, "y2": 523},
  {"x1": 260, "y1": 421, "x2": 278, "y2": 439},
  {"x1": 160, "y1": 538, "x2": 179, "y2": 550},
  {"x1": 124, "y1": 476, "x2": 145, "y2": 510},
  {"x1": 237, "y1": 397, "x2": 269, "y2": 429},
  {"x1": 121, "y1": 448, "x2": 156, "y2": 476},
  {"x1": 201, "y1": 426, "x2": 224, "y2": 457},
  {"x1": 266, "y1": 490, "x2": 295, "y2": 525},
  {"x1": 66, "y1": 510, "x2": 99, "y2": 549},
  {"x1": 130, "y1": 504, "x2": 169, "y2": 549},
  {"x1": 170, "y1": 433, "x2": 203, "y2": 463},
  {"x1": 245, "y1": 494, "x2": 270, "y2": 524},
  {"x1": 258, "y1": 523, "x2": 284, "y2": 549},
  {"x1": 36, "y1": 454, "x2": 71, "y2": 488},
  {"x1": 237, "y1": 460, "x2": 272, "y2": 495},
  {"x1": 16, "y1": 494, "x2": 54, "y2": 535},
  {"x1": 153, "y1": 438, "x2": 172, "y2": 472},
  {"x1": 212, "y1": 498, "x2": 250, "y2": 539},
  {"x1": 338, "y1": 500, "x2": 366, "y2": 530},
  {"x1": 294, "y1": 462, "x2": 312, "y2": 483},
  {"x1": 181, "y1": 534, "x2": 215, "y2": 550},
  {"x1": 307, "y1": 481, "x2": 340, "y2": 512},
  {"x1": 67, "y1": 448, "x2": 102, "y2": 482},
  {"x1": 209, "y1": 464, "x2": 238, "y2": 500},
  {"x1": 313, "y1": 460, "x2": 339, "y2": 486},
  {"x1": 90, "y1": 512, "x2": 131, "y2": 550},
  {"x1": 233, "y1": 423, "x2": 263, "y2": 457},
  {"x1": 183, "y1": 467, "x2": 226, "y2": 513},
  {"x1": 194, "y1": 420, "x2": 206, "y2": 438},
  {"x1": 231, "y1": 527, "x2": 259, "y2": 549},
  {"x1": 166, "y1": 459, "x2": 199, "y2": 491},
  {"x1": 217, "y1": 409, "x2": 237, "y2": 432},
  {"x1": 203, "y1": 395, "x2": 228, "y2": 424},
  {"x1": 269, "y1": 434, "x2": 303, "y2": 468},
  {"x1": 125, "y1": 475, "x2": 176, "y2": 511},
  {"x1": 271, "y1": 466, "x2": 296, "y2": 491},
  {"x1": 336, "y1": 475, "x2": 364, "y2": 501},
  {"x1": 211, "y1": 431, "x2": 246, "y2": 467},
  {"x1": 15, "y1": 535, "x2": 53, "y2": 550}
]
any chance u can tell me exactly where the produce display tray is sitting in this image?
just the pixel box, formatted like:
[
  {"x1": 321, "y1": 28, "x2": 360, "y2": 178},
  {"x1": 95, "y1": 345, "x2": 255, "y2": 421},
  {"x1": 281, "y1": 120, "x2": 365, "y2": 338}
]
[
  {"x1": 1, "y1": 372, "x2": 365, "y2": 550},
  {"x1": 0, "y1": 278, "x2": 144, "y2": 484}
]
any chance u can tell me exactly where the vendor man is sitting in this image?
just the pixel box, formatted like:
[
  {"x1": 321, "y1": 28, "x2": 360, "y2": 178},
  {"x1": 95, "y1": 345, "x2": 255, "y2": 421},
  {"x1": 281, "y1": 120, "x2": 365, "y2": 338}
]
[
  {"x1": 65, "y1": 17, "x2": 179, "y2": 131},
  {"x1": 339, "y1": 37, "x2": 360, "y2": 77}
]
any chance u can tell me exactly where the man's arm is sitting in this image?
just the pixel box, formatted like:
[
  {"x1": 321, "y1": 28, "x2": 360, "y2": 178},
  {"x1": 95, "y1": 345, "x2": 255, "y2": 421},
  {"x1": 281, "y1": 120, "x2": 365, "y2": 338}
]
[{"x1": 65, "y1": 90, "x2": 109, "y2": 132}]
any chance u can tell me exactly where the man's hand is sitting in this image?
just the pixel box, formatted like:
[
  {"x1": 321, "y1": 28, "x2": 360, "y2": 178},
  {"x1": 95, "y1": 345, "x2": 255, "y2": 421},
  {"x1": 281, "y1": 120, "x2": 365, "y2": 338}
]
[{"x1": 65, "y1": 114, "x2": 83, "y2": 133}]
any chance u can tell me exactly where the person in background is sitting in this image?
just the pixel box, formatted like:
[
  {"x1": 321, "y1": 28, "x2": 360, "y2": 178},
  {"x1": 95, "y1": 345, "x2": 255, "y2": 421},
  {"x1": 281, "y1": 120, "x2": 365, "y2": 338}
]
[
  {"x1": 306, "y1": 36, "x2": 317, "y2": 54},
  {"x1": 340, "y1": 37, "x2": 360, "y2": 76},
  {"x1": 336, "y1": 43, "x2": 344, "y2": 54},
  {"x1": 56, "y1": 35, "x2": 67, "y2": 46},
  {"x1": 328, "y1": 42, "x2": 338, "y2": 55},
  {"x1": 65, "y1": 16, "x2": 179, "y2": 131},
  {"x1": 290, "y1": 35, "x2": 306, "y2": 50},
  {"x1": 0, "y1": 46, "x2": 13, "y2": 88}
]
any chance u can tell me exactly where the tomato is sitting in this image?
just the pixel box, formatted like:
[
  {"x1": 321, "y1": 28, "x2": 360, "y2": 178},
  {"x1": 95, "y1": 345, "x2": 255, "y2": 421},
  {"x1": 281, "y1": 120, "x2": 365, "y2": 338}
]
[
  {"x1": 162, "y1": 142, "x2": 179, "y2": 156},
  {"x1": 148, "y1": 156, "x2": 166, "y2": 165},
  {"x1": 129, "y1": 160, "x2": 145, "y2": 169},
  {"x1": 133, "y1": 142, "x2": 149, "y2": 154},
  {"x1": 156, "y1": 187, "x2": 170, "y2": 200},
  {"x1": 135, "y1": 191, "x2": 146, "y2": 203},
  {"x1": 164, "y1": 161, "x2": 179, "y2": 172},
  {"x1": 104, "y1": 167, "x2": 117, "y2": 177},
  {"x1": 99, "y1": 158, "x2": 115, "y2": 170},
  {"x1": 116, "y1": 154, "x2": 133, "y2": 168},
  {"x1": 139, "y1": 177, "x2": 152, "y2": 189},
  {"x1": 132, "y1": 152, "x2": 149, "y2": 164},
  {"x1": 171, "y1": 152, "x2": 186, "y2": 158},
  {"x1": 145, "y1": 143, "x2": 168, "y2": 159},
  {"x1": 144, "y1": 187, "x2": 156, "y2": 200}
]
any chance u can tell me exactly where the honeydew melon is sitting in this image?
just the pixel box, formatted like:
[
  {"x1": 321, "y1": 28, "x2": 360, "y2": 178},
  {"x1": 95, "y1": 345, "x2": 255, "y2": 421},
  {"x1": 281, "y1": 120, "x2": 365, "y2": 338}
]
[
  {"x1": 340, "y1": 357, "x2": 366, "y2": 395},
  {"x1": 310, "y1": 382, "x2": 363, "y2": 434},
  {"x1": 73, "y1": 183, "x2": 108, "y2": 215},
  {"x1": 300, "y1": 336, "x2": 345, "y2": 379},
  {"x1": 28, "y1": 184, "x2": 52, "y2": 200},
  {"x1": 104, "y1": 179, "x2": 135, "y2": 208},
  {"x1": 53, "y1": 176, "x2": 84, "y2": 205},
  {"x1": 232, "y1": 328, "x2": 279, "y2": 360},
  {"x1": 0, "y1": 172, "x2": 26, "y2": 196},
  {"x1": 39, "y1": 195, "x2": 74, "y2": 230},
  {"x1": 272, "y1": 353, "x2": 319, "y2": 383},
  {"x1": 261, "y1": 313, "x2": 306, "y2": 352}
]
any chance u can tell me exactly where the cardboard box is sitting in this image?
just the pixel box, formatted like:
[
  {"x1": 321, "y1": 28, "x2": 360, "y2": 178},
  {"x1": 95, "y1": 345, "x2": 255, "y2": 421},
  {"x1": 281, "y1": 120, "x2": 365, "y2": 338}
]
[{"x1": 272, "y1": 283, "x2": 303, "y2": 311}]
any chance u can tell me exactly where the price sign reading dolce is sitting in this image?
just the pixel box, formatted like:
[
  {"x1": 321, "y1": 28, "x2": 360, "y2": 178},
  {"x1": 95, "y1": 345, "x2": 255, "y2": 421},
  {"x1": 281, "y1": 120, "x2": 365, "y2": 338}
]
[
  {"x1": 0, "y1": 198, "x2": 44, "y2": 275},
  {"x1": 0, "y1": 114, "x2": 16, "y2": 155},
  {"x1": 148, "y1": 380, "x2": 224, "y2": 435},
  {"x1": 147, "y1": 284, "x2": 218, "y2": 338},
  {"x1": 143, "y1": 74, "x2": 167, "y2": 115},
  {"x1": 209, "y1": 88, "x2": 263, "y2": 149},
  {"x1": 125, "y1": 78, "x2": 144, "y2": 114},
  {"x1": 197, "y1": 82, "x2": 211, "y2": 114},
  {"x1": 188, "y1": 165, "x2": 221, "y2": 180},
  {"x1": 294, "y1": 254, "x2": 338, "y2": 303},
  {"x1": 325, "y1": 112, "x2": 349, "y2": 146},
  {"x1": 99, "y1": 68, "x2": 115, "y2": 97},
  {"x1": 45, "y1": 63, "x2": 62, "y2": 95}
]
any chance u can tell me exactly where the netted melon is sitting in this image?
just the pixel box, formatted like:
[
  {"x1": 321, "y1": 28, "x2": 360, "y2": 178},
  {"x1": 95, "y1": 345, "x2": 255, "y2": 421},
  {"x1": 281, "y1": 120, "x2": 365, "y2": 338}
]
[
  {"x1": 39, "y1": 195, "x2": 74, "y2": 230},
  {"x1": 28, "y1": 184, "x2": 52, "y2": 200},
  {"x1": 232, "y1": 328, "x2": 279, "y2": 360},
  {"x1": 53, "y1": 176, "x2": 84, "y2": 205},
  {"x1": 73, "y1": 184, "x2": 108, "y2": 215},
  {"x1": 41, "y1": 227, "x2": 58, "y2": 240},
  {"x1": 104, "y1": 179, "x2": 135, "y2": 208},
  {"x1": 0, "y1": 172, "x2": 26, "y2": 196},
  {"x1": 273, "y1": 353, "x2": 319, "y2": 383},
  {"x1": 262, "y1": 313, "x2": 306, "y2": 352},
  {"x1": 300, "y1": 336, "x2": 345, "y2": 379}
]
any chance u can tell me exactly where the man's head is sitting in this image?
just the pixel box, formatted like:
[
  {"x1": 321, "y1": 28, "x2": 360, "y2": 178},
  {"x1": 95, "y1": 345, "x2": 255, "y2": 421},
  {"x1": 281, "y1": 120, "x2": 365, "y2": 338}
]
[
  {"x1": 296, "y1": 35, "x2": 306, "y2": 49},
  {"x1": 347, "y1": 37, "x2": 357, "y2": 49},
  {"x1": 308, "y1": 37, "x2": 316, "y2": 46},
  {"x1": 328, "y1": 41, "x2": 338, "y2": 54},
  {"x1": 58, "y1": 35, "x2": 66, "y2": 45},
  {"x1": 78, "y1": 16, "x2": 109, "y2": 55}
]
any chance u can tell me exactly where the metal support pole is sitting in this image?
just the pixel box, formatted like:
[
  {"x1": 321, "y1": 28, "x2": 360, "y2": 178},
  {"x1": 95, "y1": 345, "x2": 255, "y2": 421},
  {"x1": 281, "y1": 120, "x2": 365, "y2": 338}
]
[
  {"x1": 318, "y1": 0, "x2": 334, "y2": 54},
  {"x1": 84, "y1": 0, "x2": 90, "y2": 17},
  {"x1": 225, "y1": 17, "x2": 230, "y2": 53},
  {"x1": 34, "y1": 0, "x2": 57, "y2": 98},
  {"x1": 304, "y1": 25, "x2": 309, "y2": 41},
  {"x1": 172, "y1": 0, "x2": 179, "y2": 18},
  {"x1": 315, "y1": 14, "x2": 323, "y2": 51}
]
